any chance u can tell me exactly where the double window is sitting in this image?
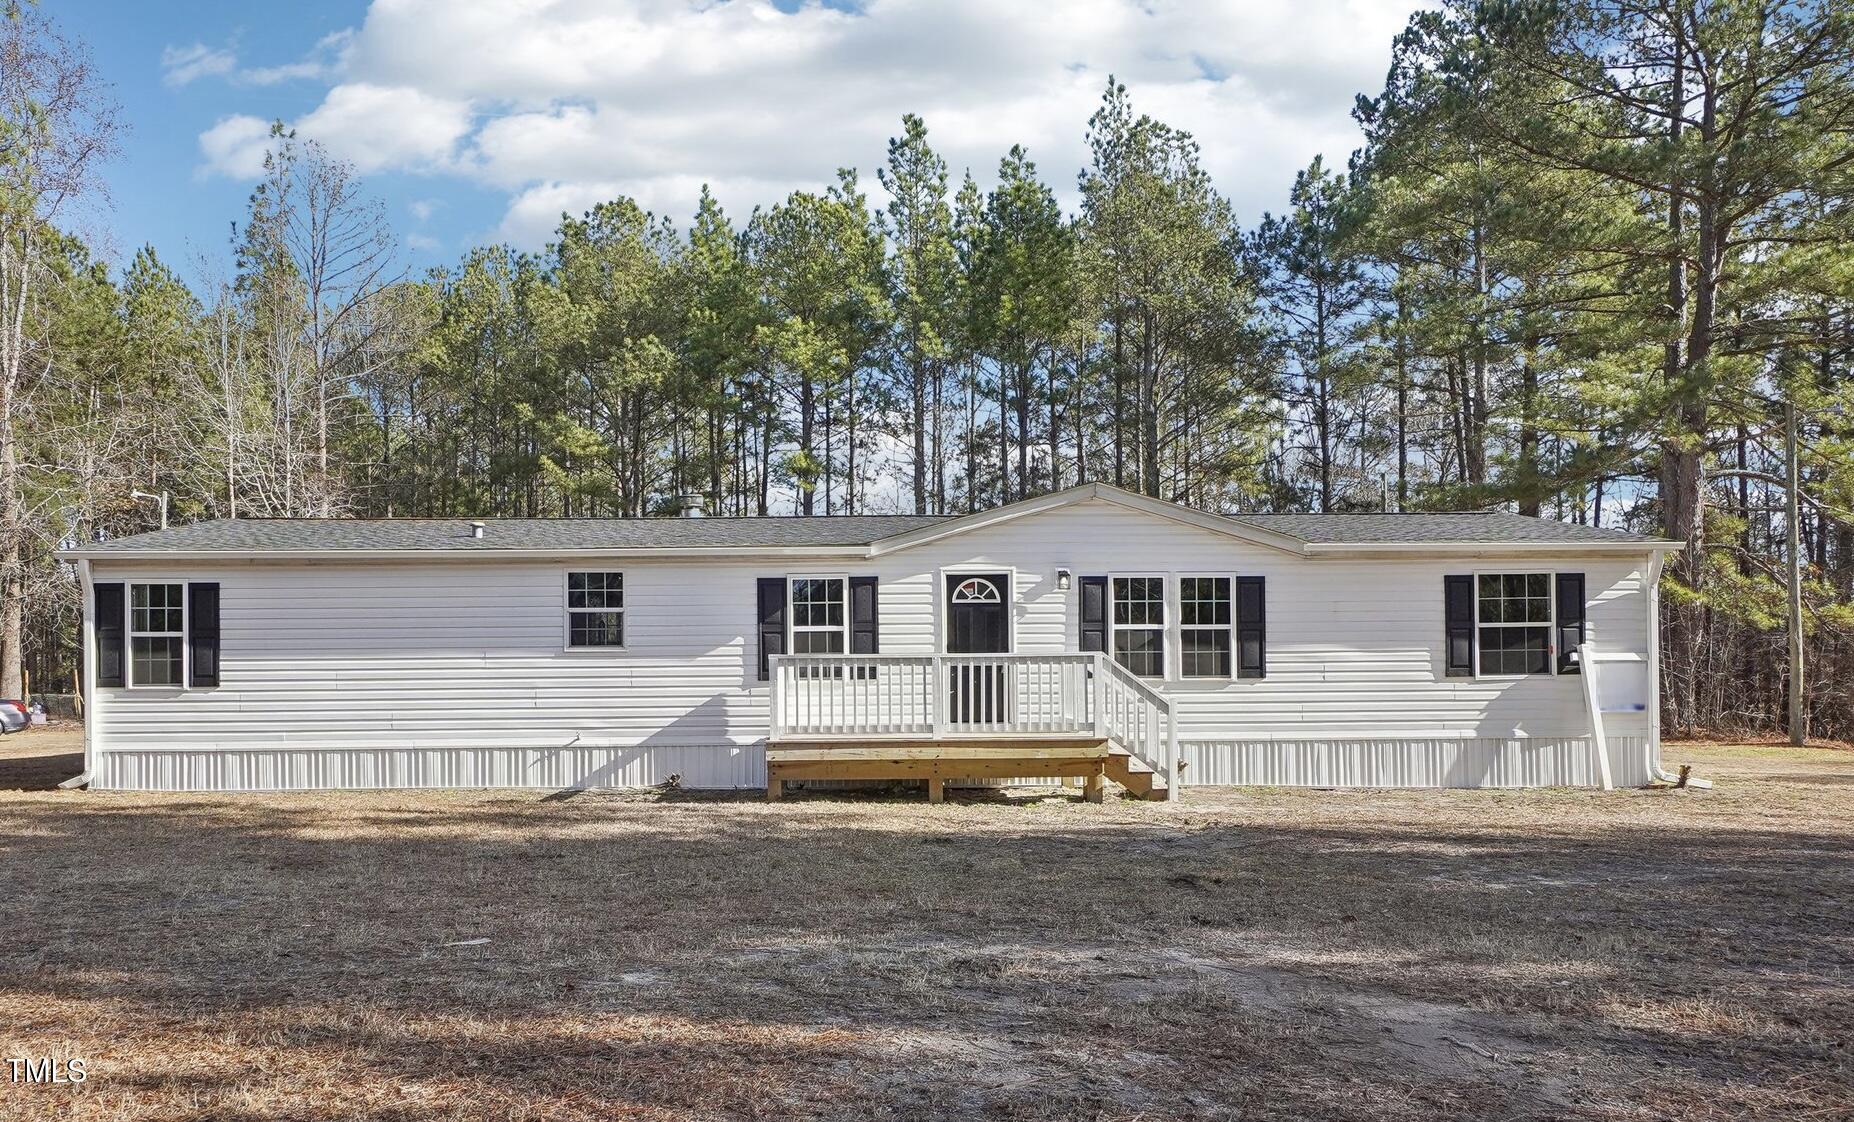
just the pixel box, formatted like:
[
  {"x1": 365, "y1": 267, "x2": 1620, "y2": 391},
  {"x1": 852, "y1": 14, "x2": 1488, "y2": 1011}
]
[
  {"x1": 1102, "y1": 574, "x2": 1246, "y2": 680},
  {"x1": 566, "y1": 571, "x2": 624, "y2": 648},
  {"x1": 789, "y1": 577, "x2": 847, "y2": 654},
  {"x1": 129, "y1": 582, "x2": 185, "y2": 687},
  {"x1": 1477, "y1": 573, "x2": 1552, "y2": 676}
]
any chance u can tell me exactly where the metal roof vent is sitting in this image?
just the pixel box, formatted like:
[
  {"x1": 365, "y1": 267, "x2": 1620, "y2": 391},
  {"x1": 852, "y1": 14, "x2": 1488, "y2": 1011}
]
[
  {"x1": 676, "y1": 494, "x2": 707, "y2": 518},
  {"x1": 469, "y1": 520, "x2": 485, "y2": 539}
]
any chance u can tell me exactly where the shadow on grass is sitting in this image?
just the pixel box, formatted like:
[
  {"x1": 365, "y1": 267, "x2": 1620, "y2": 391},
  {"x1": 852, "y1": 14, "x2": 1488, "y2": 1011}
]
[
  {"x1": 0, "y1": 788, "x2": 1850, "y2": 1119},
  {"x1": 0, "y1": 749, "x2": 81, "y2": 791}
]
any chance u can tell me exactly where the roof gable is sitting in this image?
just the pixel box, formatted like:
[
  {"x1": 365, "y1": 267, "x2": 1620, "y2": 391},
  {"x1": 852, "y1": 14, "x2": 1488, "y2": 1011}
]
[{"x1": 868, "y1": 483, "x2": 1308, "y2": 556}]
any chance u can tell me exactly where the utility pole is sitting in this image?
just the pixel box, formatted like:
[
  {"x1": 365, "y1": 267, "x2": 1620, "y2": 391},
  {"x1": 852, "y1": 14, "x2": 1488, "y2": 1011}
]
[
  {"x1": 131, "y1": 489, "x2": 169, "y2": 530},
  {"x1": 1785, "y1": 400, "x2": 1805, "y2": 747}
]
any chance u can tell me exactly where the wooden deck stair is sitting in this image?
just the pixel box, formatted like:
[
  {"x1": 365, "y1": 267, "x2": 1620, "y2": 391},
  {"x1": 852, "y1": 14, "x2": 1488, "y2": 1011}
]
[
  {"x1": 764, "y1": 737, "x2": 1169, "y2": 802},
  {"x1": 1105, "y1": 744, "x2": 1166, "y2": 799}
]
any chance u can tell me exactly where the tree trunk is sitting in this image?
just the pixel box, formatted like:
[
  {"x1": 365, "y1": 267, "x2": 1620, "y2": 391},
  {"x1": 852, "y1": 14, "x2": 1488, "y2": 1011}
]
[
  {"x1": 1395, "y1": 299, "x2": 1408, "y2": 509},
  {"x1": 799, "y1": 375, "x2": 815, "y2": 516},
  {"x1": 1518, "y1": 357, "x2": 1539, "y2": 517},
  {"x1": 912, "y1": 341, "x2": 927, "y2": 514},
  {"x1": 1139, "y1": 308, "x2": 1159, "y2": 498},
  {"x1": 1111, "y1": 312, "x2": 1125, "y2": 488},
  {"x1": 997, "y1": 359, "x2": 1011, "y2": 505}
]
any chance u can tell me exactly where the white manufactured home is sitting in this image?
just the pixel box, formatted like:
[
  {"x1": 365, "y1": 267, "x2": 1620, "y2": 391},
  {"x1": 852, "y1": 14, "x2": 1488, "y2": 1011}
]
[{"x1": 58, "y1": 483, "x2": 1680, "y2": 797}]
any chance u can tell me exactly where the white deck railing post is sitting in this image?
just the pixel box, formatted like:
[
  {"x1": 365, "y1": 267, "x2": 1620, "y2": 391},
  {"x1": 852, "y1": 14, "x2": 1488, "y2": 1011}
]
[
  {"x1": 1165, "y1": 701, "x2": 1181, "y2": 801},
  {"x1": 931, "y1": 654, "x2": 947, "y2": 738},
  {"x1": 769, "y1": 658, "x2": 784, "y2": 741},
  {"x1": 1091, "y1": 653, "x2": 1106, "y2": 739}
]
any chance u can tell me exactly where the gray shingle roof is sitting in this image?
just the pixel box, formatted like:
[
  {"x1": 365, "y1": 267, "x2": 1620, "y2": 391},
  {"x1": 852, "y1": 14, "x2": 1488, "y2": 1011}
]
[
  {"x1": 1225, "y1": 511, "x2": 1658, "y2": 545},
  {"x1": 75, "y1": 515, "x2": 952, "y2": 553},
  {"x1": 66, "y1": 503, "x2": 1661, "y2": 556}
]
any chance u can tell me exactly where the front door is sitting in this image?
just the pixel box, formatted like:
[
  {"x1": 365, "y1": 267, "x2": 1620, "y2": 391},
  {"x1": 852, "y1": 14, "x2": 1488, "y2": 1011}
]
[{"x1": 946, "y1": 574, "x2": 1009, "y2": 723}]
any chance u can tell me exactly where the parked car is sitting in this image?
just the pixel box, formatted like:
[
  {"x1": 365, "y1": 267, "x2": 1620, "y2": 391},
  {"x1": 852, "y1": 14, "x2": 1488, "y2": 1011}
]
[{"x1": 0, "y1": 699, "x2": 27, "y2": 734}]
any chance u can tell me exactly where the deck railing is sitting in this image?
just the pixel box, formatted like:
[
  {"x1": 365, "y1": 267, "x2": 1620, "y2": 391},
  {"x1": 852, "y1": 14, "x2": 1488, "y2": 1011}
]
[{"x1": 768, "y1": 651, "x2": 1179, "y2": 797}]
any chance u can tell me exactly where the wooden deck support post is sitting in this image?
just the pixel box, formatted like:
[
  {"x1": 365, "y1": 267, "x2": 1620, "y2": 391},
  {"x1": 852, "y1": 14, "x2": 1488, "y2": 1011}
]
[
  {"x1": 1083, "y1": 771, "x2": 1106, "y2": 804},
  {"x1": 766, "y1": 773, "x2": 783, "y2": 801},
  {"x1": 927, "y1": 778, "x2": 945, "y2": 804}
]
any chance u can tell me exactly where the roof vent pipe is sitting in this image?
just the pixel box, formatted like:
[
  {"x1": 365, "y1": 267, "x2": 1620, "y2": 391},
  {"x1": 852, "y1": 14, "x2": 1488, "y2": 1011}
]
[{"x1": 470, "y1": 521, "x2": 485, "y2": 539}]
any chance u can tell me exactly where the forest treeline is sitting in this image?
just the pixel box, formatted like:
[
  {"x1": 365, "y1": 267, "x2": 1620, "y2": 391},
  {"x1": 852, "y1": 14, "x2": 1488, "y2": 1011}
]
[{"x1": 5, "y1": 2, "x2": 1852, "y2": 737}]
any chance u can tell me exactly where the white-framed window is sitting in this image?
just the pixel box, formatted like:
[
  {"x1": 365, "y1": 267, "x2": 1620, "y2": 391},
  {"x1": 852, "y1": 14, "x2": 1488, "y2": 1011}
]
[
  {"x1": 1477, "y1": 572, "x2": 1554, "y2": 677},
  {"x1": 1110, "y1": 575, "x2": 1166, "y2": 678},
  {"x1": 128, "y1": 581, "x2": 186, "y2": 687},
  {"x1": 789, "y1": 576, "x2": 847, "y2": 654},
  {"x1": 1179, "y1": 575, "x2": 1234, "y2": 679},
  {"x1": 566, "y1": 571, "x2": 625, "y2": 648}
]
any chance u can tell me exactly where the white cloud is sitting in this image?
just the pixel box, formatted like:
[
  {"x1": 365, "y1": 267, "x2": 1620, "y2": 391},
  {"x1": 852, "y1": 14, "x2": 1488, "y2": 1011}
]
[
  {"x1": 241, "y1": 30, "x2": 355, "y2": 86},
  {"x1": 405, "y1": 232, "x2": 441, "y2": 251},
  {"x1": 193, "y1": 86, "x2": 469, "y2": 181},
  {"x1": 293, "y1": 83, "x2": 473, "y2": 174},
  {"x1": 161, "y1": 42, "x2": 237, "y2": 87},
  {"x1": 495, "y1": 174, "x2": 793, "y2": 246},
  {"x1": 409, "y1": 198, "x2": 438, "y2": 222},
  {"x1": 197, "y1": 0, "x2": 1422, "y2": 245},
  {"x1": 496, "y1": 180, "x2": 624, "y2": 247},
  {"x1": 196, "y1": 114, "x2": 273, "y2": 179}
]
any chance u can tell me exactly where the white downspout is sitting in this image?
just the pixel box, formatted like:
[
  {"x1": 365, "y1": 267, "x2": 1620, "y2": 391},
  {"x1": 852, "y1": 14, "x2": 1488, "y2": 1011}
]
[
  {"x1": 59, "y1": 559, "x2": 96, "y2": 790},
  {"x1": 1644, "y1": 548, "x2": 1709, "y2": 788}
]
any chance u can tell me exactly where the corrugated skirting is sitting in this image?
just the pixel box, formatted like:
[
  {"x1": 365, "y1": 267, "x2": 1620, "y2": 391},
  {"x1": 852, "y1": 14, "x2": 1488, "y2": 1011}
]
[
  {"x1": 1179, "y1": 736, "x2": 1652, "y2": 789},
  {"x1": 93, "y1": 743, "x2": 764, "y2": 792},
  {"x1": 92, "y1": 736, "x2": 1652, "y2": 792}
]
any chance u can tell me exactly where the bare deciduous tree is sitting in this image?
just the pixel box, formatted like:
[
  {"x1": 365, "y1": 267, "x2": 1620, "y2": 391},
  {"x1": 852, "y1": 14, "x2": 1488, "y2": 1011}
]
[{"x1": 0, "y1": 3, "x2": 118, "y2": 697}]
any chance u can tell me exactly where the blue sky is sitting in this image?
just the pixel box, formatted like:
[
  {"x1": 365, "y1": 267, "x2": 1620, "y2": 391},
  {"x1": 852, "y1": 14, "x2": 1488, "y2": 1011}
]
[{"x1": 56, "y1": 0, "x2": 1420, "y2": 280}]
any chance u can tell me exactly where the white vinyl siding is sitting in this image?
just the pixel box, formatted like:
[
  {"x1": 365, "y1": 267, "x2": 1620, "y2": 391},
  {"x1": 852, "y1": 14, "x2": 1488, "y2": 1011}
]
[{"x1": 89, "y1": 497, "x2": 1656, "y2": 790}]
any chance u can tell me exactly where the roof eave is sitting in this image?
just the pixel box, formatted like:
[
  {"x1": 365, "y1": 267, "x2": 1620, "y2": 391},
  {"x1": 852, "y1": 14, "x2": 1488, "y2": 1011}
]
[
  {"x1": 1302, "y1": 540, "x2": 1683, "y2": 556},
  {"x1": 57, "y1": 544, "x2": 878, "y2": 563}
]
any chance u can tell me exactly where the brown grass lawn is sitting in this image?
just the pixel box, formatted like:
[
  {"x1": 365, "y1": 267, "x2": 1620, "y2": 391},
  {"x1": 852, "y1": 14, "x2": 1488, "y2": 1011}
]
[{"x1": 1, "y1": 728, "x2": 1850, "y2": 1121}]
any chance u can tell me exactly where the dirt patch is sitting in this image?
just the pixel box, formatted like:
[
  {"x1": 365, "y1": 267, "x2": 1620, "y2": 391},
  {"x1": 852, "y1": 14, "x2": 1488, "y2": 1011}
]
[{"x1": 0, "y1": 741, "x2": 1848, "y2": 1119}]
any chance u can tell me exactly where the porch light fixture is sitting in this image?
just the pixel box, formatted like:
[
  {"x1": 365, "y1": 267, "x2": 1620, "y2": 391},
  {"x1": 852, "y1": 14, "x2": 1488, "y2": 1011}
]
[{"x1": 1056, "y1": 568, "x2": 1072, "y2": 591}]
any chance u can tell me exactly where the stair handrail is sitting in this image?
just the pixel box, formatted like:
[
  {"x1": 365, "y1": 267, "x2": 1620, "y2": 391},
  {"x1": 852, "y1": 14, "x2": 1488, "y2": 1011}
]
[{"x1": 1092, "y1": 652, "x2": 1180, "y2": 800}]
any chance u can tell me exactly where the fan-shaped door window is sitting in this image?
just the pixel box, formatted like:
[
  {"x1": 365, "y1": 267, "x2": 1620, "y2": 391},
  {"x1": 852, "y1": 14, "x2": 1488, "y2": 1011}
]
[{"x1": 951, "y1": 577, "x2": 1002, "y2": 604}]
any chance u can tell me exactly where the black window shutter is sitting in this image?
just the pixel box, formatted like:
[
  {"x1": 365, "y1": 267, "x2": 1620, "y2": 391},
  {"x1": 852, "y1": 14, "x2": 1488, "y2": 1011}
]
[
  {"x1": 849, "y1": 576, "x2": 878, "y2": 654},
  {"x1": 189, "y1": 582, "x2": 221, "y2": 687},
  {"x1": 1444, "y1": 574, "x2": 1475, "y2": 677},
  {"x1": 756, "y1": 577, "x2": 787, "y2": 681},
  {"x1": 94, "y1": 582, "x2": 126, "y2": 688},
  {"x1": 1079, "y1": 576, "x2": 1108, "y2": 652},
  {"x1": 1236, "y1": 576, "x2": 1266, "y2": 679},
  {"x1": 1555, "y1": 572, "x2": 1586, "y2": 674}
]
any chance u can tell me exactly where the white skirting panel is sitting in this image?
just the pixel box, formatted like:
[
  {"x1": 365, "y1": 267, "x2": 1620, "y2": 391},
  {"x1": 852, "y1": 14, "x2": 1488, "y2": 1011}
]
[
  {"x1": 92, "y1": 736, "x2": 1651, "y2": 793},
  {"x1": 93, "y1": 743, "x2": 765, "y2": 793},
  {"x1": 1180, "y1": 736, "x2": 1652, "y2": 789}
]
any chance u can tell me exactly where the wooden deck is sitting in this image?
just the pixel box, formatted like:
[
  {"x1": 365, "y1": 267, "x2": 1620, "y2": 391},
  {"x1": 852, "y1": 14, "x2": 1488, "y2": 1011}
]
[{"x1": 766, "y1": 652, "x2": 1180, "y2": 803}]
